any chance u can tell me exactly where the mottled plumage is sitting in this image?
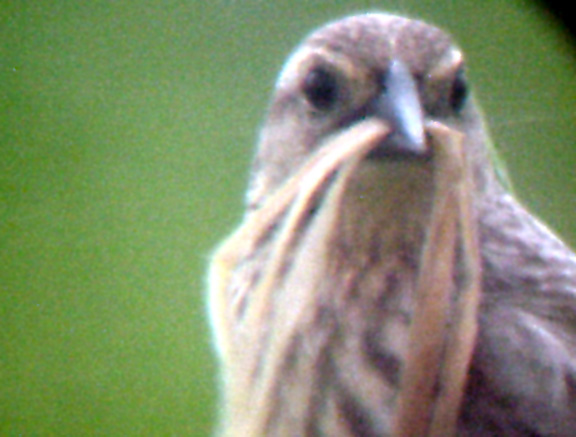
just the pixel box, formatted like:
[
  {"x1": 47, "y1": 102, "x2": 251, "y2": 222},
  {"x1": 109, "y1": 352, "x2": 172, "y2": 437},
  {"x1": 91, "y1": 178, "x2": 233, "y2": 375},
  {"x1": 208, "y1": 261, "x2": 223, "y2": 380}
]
[{"x1": 209, "y1": 13, "x2": 576, "y2": 436}]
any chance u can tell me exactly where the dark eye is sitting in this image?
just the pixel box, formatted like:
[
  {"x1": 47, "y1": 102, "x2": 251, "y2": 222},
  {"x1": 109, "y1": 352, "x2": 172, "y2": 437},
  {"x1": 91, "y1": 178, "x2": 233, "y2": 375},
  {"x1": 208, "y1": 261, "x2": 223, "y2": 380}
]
[
  {"x1": 449, "y1": 68, "x2": 468, "y2": 112},
  {"x1": 302, "y1": 67, "x2": 339, "y2": 110}
]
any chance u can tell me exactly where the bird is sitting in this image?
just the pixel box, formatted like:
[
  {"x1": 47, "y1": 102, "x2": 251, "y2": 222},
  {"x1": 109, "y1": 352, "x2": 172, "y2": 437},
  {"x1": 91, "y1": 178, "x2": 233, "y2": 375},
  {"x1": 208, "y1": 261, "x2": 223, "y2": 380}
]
[{"x1": 208, "y1": 12, "x2": 576, "y2": 436}]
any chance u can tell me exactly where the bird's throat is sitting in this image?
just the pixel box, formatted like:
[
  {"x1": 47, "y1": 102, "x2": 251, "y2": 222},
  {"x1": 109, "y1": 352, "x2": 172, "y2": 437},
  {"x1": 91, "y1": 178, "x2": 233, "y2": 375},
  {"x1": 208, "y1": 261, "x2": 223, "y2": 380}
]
[{"x1": 224, "y1": 159, "x2": 437, "y2": 435}]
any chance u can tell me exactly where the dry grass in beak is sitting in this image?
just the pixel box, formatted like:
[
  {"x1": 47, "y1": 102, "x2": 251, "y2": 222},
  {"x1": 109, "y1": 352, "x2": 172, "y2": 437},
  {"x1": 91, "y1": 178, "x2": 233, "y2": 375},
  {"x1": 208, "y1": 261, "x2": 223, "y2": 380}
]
[
  {"x1": 393, "y1": 122, "x2": 482, "y2": 437},
  {"x1": 209, "y1": 119, "x2": 391, "y2": 363},
  {"x1": 211, "y1": 117, "x2": 481, "y2": 437}
]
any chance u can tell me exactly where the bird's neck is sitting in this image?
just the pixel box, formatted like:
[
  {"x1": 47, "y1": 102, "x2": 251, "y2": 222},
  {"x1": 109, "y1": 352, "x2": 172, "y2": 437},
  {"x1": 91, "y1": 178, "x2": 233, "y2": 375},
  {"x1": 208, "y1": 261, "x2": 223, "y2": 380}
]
[{"x1": 225, "y1": 160, "x2": 437, "y2": 435}]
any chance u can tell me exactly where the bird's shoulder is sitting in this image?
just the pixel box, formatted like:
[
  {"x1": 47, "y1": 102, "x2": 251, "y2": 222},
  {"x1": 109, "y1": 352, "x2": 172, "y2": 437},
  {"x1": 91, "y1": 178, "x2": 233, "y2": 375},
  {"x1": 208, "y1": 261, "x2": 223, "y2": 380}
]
[{"x1": 466, "y1": 193, "x2": 576, "y2": 435}]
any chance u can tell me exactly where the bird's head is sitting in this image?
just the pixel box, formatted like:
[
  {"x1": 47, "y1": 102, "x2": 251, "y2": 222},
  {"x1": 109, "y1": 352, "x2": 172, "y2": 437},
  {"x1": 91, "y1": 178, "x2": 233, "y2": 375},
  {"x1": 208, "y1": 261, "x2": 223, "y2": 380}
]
[
  {"x1": 248, "y1": 14, "x2": 506, "y2": 212},
  {"x1": 247, "y1": 13, "x2": 505, "y2": 213}
]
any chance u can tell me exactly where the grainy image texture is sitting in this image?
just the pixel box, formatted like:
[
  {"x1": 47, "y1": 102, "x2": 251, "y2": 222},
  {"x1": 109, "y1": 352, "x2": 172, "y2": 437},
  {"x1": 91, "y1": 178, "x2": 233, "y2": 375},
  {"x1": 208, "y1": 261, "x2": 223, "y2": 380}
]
[{"x1": 209, "y1": 13, "x2": 576, "y2": 436}]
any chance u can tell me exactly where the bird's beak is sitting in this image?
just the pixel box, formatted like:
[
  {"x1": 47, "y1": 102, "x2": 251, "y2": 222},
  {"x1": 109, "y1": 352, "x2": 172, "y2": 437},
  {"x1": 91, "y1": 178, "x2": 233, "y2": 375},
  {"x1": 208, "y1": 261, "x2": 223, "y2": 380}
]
[{"x1": 369, "y1": 60, "x2": 427, "y2": 159}]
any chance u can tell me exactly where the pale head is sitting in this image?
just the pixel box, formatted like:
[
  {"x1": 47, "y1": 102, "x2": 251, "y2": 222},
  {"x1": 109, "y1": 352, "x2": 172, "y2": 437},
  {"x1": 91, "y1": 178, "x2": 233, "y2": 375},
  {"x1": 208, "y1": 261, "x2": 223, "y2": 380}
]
[{"x1": 247, "y1": 13, "x2": 501, "y2": 211}]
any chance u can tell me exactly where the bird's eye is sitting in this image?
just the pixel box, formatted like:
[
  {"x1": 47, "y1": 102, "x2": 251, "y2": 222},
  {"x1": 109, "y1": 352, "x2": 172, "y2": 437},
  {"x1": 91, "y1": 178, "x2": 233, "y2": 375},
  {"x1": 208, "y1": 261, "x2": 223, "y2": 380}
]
[
  {"x1": 302, "y1": 66, "x2": 339, "y2": 111},
  {"x1": 449, "y1": 68, "x2": 468, "y2": 112}
]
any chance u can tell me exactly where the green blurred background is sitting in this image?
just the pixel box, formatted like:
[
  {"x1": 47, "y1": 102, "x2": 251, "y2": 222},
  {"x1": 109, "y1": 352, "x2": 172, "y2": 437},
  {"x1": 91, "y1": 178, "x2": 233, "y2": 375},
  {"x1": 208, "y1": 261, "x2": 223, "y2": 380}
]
[{"x1": 1, "y1": 1, "x2": 574, "y2": 435}]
